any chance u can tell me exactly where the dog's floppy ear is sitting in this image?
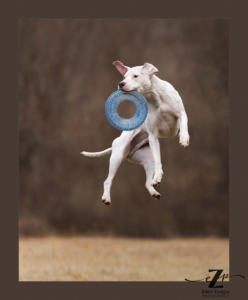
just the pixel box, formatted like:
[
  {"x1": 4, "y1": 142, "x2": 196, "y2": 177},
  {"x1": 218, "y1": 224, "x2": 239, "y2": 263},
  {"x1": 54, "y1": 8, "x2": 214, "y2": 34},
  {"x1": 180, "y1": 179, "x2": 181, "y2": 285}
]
[
  {"x1": 113, "y1": 61, "x2": 130, "y2": 76},
  {"x1": 141, "y1": 62, "x2": 159, "y2": 75}
]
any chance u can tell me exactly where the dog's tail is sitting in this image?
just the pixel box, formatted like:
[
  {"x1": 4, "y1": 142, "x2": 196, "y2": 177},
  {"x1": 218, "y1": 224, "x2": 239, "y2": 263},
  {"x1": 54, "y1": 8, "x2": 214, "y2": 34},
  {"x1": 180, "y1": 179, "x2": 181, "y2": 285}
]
[{"x1": 81, "y1": 148, "x2": 112, "y2": 157}]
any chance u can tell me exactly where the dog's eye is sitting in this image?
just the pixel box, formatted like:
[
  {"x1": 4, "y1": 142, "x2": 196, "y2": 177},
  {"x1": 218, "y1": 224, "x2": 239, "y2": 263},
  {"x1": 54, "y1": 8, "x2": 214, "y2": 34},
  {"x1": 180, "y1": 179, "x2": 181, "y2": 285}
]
[{"x1": 134, "y1": 75, "x2": 138, "y2": 78}]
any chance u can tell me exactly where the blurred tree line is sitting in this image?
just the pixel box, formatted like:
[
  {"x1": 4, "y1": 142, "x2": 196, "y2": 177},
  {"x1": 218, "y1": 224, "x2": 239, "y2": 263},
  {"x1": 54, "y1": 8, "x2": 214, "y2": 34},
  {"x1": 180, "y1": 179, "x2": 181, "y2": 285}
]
[{"x1": 19, "y1": 19, "x2": 229, "y2": 237}]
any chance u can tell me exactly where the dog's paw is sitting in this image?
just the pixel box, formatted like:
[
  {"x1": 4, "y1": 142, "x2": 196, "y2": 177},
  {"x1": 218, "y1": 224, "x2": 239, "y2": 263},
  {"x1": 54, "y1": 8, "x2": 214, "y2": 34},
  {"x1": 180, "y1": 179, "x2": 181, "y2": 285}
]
[
  {"x1": 179, "y1": 133, "x2": 190, "y2": 147},
  {"x1": 151, "y1": 175, "x2": 162, "y2": 187},
  {"x1": 151, "y1": 192, "x2": 161, "y2": 200},
  {"x1": 151, "y1": 180, "x2": 160, "y2": 187},
  {"x1": 151, "y1": 170, "x2": 163, "y2": 187},
  {"x1": 101, "y1": 196, "x2": 111, "y2": 205}
]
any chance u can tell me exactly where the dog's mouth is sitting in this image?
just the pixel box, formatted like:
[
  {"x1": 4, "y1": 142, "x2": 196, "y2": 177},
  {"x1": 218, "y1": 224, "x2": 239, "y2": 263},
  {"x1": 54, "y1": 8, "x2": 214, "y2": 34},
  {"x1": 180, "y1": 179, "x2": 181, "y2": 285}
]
[{"x1": 118, "y1": 86, "x2": 138, "y2": 92}]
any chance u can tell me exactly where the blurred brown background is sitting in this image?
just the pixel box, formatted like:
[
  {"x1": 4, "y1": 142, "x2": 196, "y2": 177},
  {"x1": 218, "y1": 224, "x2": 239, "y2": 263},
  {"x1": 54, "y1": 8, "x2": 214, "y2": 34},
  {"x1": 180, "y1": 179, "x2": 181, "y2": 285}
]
[{"x1": 19, "y1": 19, "x2": 229, "y2": 238}]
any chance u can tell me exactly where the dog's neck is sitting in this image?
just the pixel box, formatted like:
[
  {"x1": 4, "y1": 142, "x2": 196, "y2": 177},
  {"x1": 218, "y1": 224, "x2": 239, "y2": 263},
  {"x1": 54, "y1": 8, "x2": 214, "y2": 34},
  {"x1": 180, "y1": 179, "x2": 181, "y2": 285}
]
[
  {"x1": 139, "y1": 75, "x2": 161, "y2": 95},
  {"x1": 150, "y1": 74, "x2": 160, "y2": 89}
]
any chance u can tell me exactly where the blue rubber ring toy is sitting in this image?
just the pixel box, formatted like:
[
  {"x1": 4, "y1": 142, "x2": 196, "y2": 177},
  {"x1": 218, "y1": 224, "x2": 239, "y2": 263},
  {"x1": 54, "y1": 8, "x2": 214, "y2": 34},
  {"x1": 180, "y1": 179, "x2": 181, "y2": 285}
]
[{"x1": 105, "y1": 90, "x2": 148, "y2": 131}]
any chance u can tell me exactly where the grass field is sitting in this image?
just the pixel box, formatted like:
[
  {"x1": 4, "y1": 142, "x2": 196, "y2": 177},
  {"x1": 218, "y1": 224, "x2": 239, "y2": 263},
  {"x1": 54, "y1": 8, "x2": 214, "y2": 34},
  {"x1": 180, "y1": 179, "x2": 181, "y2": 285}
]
[{"x1": 19, "y1": 236, "x2": 229, "y2": 281}]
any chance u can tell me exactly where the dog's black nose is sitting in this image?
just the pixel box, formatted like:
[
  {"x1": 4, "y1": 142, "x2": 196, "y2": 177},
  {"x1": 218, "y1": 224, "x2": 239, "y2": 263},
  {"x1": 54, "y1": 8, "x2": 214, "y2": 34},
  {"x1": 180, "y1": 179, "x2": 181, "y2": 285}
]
[{"x1": 119, "y1": 81, "x2": 126, "y2": 88}]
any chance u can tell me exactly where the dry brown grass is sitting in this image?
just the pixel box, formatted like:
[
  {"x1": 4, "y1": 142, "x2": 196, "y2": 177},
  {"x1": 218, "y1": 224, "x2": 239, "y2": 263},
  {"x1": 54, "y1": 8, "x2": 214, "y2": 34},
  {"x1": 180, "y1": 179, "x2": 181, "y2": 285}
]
[{"x1": 19, "y1": 236, "x2": 229, "y2": 281}]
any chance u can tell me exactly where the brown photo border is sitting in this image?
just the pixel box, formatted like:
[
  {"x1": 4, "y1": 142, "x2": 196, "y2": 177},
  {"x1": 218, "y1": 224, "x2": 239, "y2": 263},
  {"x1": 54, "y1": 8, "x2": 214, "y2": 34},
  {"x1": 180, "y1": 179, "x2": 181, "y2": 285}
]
[{"x1": 1, "y1": 0, "x2": 247, "y2": 299}]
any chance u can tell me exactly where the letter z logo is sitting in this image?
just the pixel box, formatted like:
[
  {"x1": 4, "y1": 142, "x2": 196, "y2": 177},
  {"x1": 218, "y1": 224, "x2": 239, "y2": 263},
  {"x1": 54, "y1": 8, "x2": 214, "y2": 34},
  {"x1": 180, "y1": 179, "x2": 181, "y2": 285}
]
[{"x1": 208, "y1": 270, "x2": 224, "y2": 288}]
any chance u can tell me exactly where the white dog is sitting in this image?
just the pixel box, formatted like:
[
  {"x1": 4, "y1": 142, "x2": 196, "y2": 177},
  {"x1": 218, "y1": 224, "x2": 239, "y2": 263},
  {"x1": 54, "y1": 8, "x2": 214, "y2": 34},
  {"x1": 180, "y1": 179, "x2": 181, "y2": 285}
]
[{"x1": 82, "y1": 61, "x2": 189, "y2": 205}]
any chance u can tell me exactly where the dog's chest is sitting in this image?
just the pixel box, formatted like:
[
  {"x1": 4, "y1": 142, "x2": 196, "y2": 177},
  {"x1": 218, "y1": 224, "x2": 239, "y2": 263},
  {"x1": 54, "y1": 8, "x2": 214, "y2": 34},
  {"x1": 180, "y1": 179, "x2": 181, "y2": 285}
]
[
  {"x1": 143, "y1": 91, "x2": 162, "y2": 109},
  {"x1": 143, "y1": 90, "x2": 180, "y2": 138},
  {"x1": 144, "y1": 91, "x2": 179, "y2": 116}
]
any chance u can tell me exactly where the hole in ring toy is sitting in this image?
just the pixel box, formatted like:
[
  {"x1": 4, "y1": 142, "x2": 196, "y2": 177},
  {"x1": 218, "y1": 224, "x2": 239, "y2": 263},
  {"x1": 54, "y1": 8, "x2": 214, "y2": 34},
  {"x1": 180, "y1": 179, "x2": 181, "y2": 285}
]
[{"x1": 105, "y1": 90, "x2": 148, "y2": 131}]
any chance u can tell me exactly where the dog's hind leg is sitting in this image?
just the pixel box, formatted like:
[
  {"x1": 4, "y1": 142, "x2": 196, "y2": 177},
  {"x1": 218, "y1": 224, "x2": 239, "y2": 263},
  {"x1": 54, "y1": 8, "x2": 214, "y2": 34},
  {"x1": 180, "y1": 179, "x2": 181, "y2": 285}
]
[
  {"x1": 102, "y1": 150, "x2": 124, "y2": 205},
  {"x1": 128, "y1": 144, "x2": 161, "y2": 200},
  {"x1": 102, "y1": 131, "x2": 135, "y2": 205}
]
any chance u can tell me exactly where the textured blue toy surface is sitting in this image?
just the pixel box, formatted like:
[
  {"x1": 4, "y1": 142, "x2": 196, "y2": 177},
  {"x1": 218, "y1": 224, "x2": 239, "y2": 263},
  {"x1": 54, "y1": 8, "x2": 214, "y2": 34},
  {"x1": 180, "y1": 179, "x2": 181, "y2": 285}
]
[{"x1": 105, "y1": 90, "x2": 148, "y2": 131}]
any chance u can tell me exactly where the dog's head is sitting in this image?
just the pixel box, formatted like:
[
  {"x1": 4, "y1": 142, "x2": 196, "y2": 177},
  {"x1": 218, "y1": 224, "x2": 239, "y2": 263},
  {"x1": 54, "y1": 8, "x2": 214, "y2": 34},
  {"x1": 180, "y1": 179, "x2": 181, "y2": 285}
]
[{"x1": 113, "y1": 61, "x2": 159, "y2": 93}]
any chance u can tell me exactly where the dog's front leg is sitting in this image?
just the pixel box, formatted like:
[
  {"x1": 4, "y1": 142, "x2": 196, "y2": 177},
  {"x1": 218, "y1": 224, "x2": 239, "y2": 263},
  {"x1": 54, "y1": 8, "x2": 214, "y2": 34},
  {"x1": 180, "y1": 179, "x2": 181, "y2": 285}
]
[
  {"x1": 148, "y1": 133, "x2": 163, "y2": 187},
  {"x1": 179, "y1": 111, "x2": 190, "y2": 147}
]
